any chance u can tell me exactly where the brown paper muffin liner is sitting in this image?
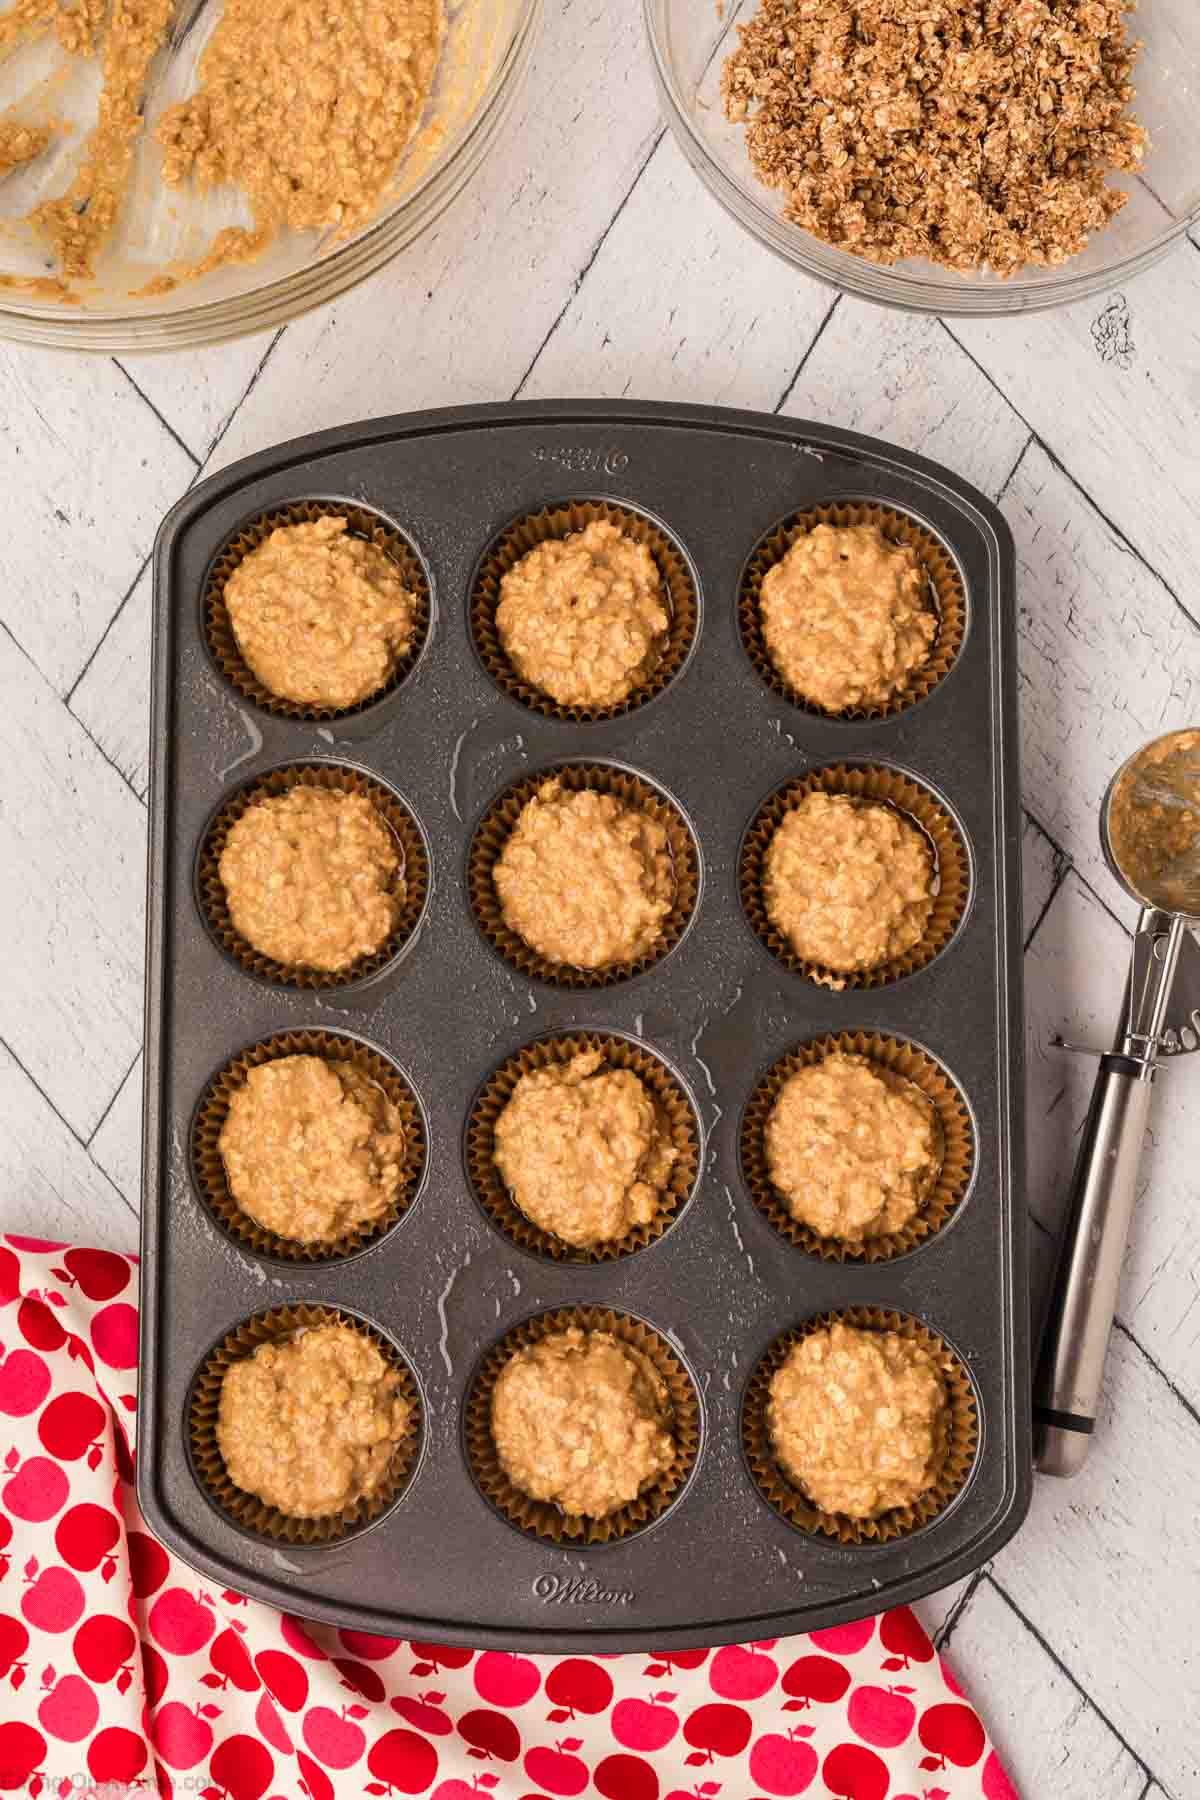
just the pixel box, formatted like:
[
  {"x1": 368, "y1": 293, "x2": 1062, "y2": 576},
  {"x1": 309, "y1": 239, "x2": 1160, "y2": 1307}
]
[
  {"x1": 466, "y1": 1032, "x2": 700, "y2": 1263},
  {"x1": 468, "y1": 762, "x2": 700, "y2": 988},
  {"x1": 743, "y1": 1306, "x2": 978, "y2": 1545},
  {"x1": 470, "y1": 500, "x2": 698, "y2": 722},
  {"x1": 192, "y1": 1031, "x2": 427, "y2": 1263},
  {"x1": 465, "y1": 1306, "x2": 700, "y2": 1545},
  {"x1": 188, "y1": 1304, "x2": 422, "y2": 1545},
  {"x1": 739, "y1": 763, "x2": 970, "y2": 989},
  {"x1": 741, "y1": 1031, "x2": 974, "y2": 1263},
  {"x1": 738, "y1": 501, "x2": 966, "y2": 720},
  {"x1": 196, "y1": 762, "x2": 430, "y2": 989},
  {"x1": 202, "y1": 499, "x2": 431, "y2": 722}
]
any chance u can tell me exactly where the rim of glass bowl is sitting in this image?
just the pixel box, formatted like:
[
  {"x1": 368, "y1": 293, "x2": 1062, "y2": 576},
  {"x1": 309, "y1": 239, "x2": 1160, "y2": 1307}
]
[
  {"x1": 0, "y1": 0, "x2": 542, "y2": 353},
  {"x1": 643, "y1": 0, "x2": 1199, "y2": 319}
]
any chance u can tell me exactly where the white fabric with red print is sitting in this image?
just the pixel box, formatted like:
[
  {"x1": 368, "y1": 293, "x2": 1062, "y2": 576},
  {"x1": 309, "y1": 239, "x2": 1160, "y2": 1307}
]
[{"x1": 0, "y1": 1236, "x2": 1018, "y2": 1800}]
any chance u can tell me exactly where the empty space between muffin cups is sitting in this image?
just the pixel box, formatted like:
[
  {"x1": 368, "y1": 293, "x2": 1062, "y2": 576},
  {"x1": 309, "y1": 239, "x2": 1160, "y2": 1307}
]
[
  {"x1": 742, "y1": 1307, "x2": 979, "y2": 1547},
  {"x1": 738, "y1": 500, "x2": 966, "y2": 721},
  {"x1": 195, "y1": 761, "x2": 430, "y2": 991},
  {"x1": 192, "y1": 1030, "x2": 427, "y2": 1264},
  {"x1": 469, "y1": 499, "x2": 699, "y2": 721},
  {"x1": 739, "y1": 762, "x2": 971, "y2": 989},
  {"x1": 465, "y1": 1031, "x2": 701, "y2": 1263},
  {"x1": 467, "y1": 761, "x2": 701, "y2": 989},
  {"x1": 463, "y1": 1306, "x2": 701, "y2": 1546},
  {"x1": 187, "y1": 1304, "x2": 423, "y2": 1546},
  {"x1": 740, "y1": 1031, "x2": 975, "y2": 1264},
  {"x1": 202, "y1": 499, "x2": 432, "y2": 723}
]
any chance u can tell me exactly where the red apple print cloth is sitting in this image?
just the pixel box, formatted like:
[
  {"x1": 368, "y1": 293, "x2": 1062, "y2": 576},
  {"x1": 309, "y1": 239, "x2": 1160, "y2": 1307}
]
[{"x1": 0, "y1": 1236, "x2": 1019, "y2": 1800}]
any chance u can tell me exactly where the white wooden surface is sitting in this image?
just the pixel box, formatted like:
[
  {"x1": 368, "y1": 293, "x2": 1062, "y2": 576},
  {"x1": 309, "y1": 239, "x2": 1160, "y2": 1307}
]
[{"x1": 2, "y1": 6, "x2": 1199, "y2": 1791}]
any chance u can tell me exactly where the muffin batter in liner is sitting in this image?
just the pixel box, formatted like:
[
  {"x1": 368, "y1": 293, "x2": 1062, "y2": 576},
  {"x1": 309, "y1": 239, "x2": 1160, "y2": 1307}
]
[
  {"x1": 197, "y1": 762, "x2": 429, "y2": 989},
  {"x1": 743, "y1": 1306, "x2": 977, "y2": 1545},
  {"x1": 464, "y1": 1306, "x2": 700, "y2": 1545},
  {"x1": 739, "y1": 763, "x2": 969, "y2": 988},
  {"x1": 738, "y1": 502, "x2": 965, "y2": 720},
  {"x1": 468, "y1": 763, "x2": 700, "y2": 988},
  {"x1": 188, "y1": 1304, "x2": 421, "y2": 1545},
  {"x1": 467, "y1": 1032, "x2": 700, "y2": 1262},
  {"x1": 204, "y1": 500, "x2": 430, "y2": 721},
  {"x1": 193, "y1": 1030, "x2": 426, "y2": 1263},
  {"x1": 471, "y1": 500, "x2": 698, "y2": 721},
  {"x1": 741, "y1": 1031, "x2": 973, "y2": 1263}
]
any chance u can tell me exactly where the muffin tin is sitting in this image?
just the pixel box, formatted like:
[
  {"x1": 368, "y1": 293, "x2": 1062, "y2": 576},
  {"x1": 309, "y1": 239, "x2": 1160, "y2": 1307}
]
[{"x1": 139, "y1": 399, "x2": 1030, "y2": 1649}]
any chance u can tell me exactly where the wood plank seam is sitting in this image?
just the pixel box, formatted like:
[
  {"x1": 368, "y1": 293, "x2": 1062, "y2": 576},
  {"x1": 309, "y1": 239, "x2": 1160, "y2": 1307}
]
[
  {"x1": 112, "y1": 359, "x2": 203, "y2": 467},
  {"x1": 772, "y1": 294, "x2": 842, "y2": 413},
  {"x1": 1, "y1": 1032, "x2": 138, "y2": 1225}
]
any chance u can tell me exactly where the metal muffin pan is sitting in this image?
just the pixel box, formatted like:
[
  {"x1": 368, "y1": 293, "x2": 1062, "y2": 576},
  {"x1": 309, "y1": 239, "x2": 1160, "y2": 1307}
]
[{"x1": 139, "y1": 399, "x2": 1030, "y2": 1649}]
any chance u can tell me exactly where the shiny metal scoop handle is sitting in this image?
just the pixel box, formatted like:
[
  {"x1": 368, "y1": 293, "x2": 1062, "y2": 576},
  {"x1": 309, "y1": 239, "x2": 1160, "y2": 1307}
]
[{"x1": 1033, "y1": 912, "x2": 1186, "y2": 1476}]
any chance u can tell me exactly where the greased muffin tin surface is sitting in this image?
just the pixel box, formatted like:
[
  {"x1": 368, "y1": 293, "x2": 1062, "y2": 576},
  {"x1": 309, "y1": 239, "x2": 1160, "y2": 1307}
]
[{"x1": 140, "y1": 400, "x2": 1029, "y2": 1649}]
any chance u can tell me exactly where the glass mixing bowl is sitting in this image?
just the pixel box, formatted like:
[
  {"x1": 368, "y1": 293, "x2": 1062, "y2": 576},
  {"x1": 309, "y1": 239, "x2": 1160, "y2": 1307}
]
[
  {"x1": 645, "y1": 0, "x2": 1200, "y2": 315},
  {"x1": 0, "y1": 0, "x2": 540, "y2": 351}
]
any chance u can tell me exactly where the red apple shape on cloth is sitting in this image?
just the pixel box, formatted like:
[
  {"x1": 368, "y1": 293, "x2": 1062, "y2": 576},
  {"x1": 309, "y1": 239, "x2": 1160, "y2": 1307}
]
[
  {"x1": 846, "y1": 1684, "x2": 916, "y2": 1748},
  {"x1": 392, "y1": 1693, "x2": 454, "y2": 1736},
  {"x1": 335, "y1": 1657, "x2": 388, "y2": 1703},
  {"x1": 808, "y1": 1620, "x2": 875, "y2": 1655},
  {"x1": 411, "y1": 1641, "x2": 474, "y2": 1671},
  {"x1": 683, "y1": 1702, "x2": 753, "y2": 1761},
  {"x1": 141, "y1": 1643, "x2": 168, "y2": 1708},
  {"x1": 90, "y1": 1301, "x2": 138, "y2": 1369},
  {"x1": 709, "y1": 1644, "x2": 778, "y2": 1700},
  {"x1": 87, "y1": 1726, "x2": 148, "y2": 1785},
  {"x1": 821, "y1": 1742, "x2": 890, "y2": 1800},
  {"x1": 209, "y1": 1735, "x2": 275, "y2": 1800},
  {"x1": 594, "y1": 1752, "x2": 659, "y2": 1800},
  {"x1": 337, "y1": 1628, "x2": 402, "y2": 1661},
  {"x1": 255, "y1": 1692, "x2": 293, "y2": 1755},
  {"x1": 37, "y1": 1673, "x2": 99, "y2": 1744},
  {"x1": 281, "y1": 1613, "x2": 329, "y2": 1659},
  {"x1": 457, "y1": 1708, "x2": 520, "y2": 1762},
  {"x1": 209, "y1": 1625, "x2": 260, "y2": 1691},
  {"x1": 474, "y1": 1649, "x2": 541, "y2": 1706},
  {"x1": 523, "y1": 1742, "x2": 589, "y2": 1796},
  {"x1": 652, "y1": 1648, "x2": 708, "y2": 1670},
  {"x1": 4, "y1": 1456, "x2": 68, "y2": 1522},
  {"x1": 982, "y1": 1749, "x2": 1020, "y2": 1799},
  {"x1": 748, "y1": 1729, "x2": 818, "y2": 1796},
  {"x1": 878, "y1": 1606, "x2": 933, "y2": 1668},
  {"x1": 612, "y1": 1695, "x2": 679, "y2": 1751},
  {"x1": 366, "y1": 1727, "x2": 440, "y2": 1793},
  {"x1": 21, "y1": 1566, "x2": 85, "y2": 1633},
  {"x1": 152, "y1": 1702, "x2": 214, "y2": 1770},
  {"x1": 0, "y1": 1348, "x2": 51, "y2": 1416},
  {"x1": 255, "y1": 1647, "x2": 309, "y2": 1711},
  {"x1": 64, "y1": 1247, "x2": 131, "y2": 1301},
  {"x1": 0, "y1": 1613, "x2": 29, "y2": 1675},
  {"x1": 54, "y1": 1502, "x2": 120, "y2": 1572},
  {"x1": 37, "y1": 1391, "x2": 105, "y2": 1461},
  {"x1": 0, "y1": 1722, "x2": 46, "y2": 1792},
  {"x1": 17, "y1": 1298, "x2": 66, "y2": 1353},
  {"x1": 781, "y1": 1655, "x2": 851, "y2": 1708},
  {"x1": 303, "y1": 1705, "x2": 366, "y2": 1769},
  {"x1": 73, "y1": 1614, "x2": 135, "y2": 1683},
  {"x1": 149, "y1": 1588, "x2": 214, "y2": 1655},
  {"x1": 545, "y1": 1657, "x2": 613, "y2": 1718},
  {"x1": 918, "y1": 1701, "x2": 985, "y2": 1768},
  {"x1": 0, "y1": 1246, "x2": 20, "y2": 1303},
  {"x1": 128, "y1": 1530, "x2": 170, "y2": 1598}
]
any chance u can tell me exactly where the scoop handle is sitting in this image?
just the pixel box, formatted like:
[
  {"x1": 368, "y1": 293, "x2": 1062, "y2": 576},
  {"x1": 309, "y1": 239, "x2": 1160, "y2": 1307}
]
[{"x1": 1032, "y1": 1057, "x2": 1154, "y2": 1477}]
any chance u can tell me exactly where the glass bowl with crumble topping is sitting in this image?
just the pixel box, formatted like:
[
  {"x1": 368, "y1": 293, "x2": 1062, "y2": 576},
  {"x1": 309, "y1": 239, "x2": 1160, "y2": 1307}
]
[
  {"x1": 646, "y1": 0, "x2": 1200, "y2": 315},
  {"x1": 0, "y1": 0, "x2": 540, "y2": 349}
]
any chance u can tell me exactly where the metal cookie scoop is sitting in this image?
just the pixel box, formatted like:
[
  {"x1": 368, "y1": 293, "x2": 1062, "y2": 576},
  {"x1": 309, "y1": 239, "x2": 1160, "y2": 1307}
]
[{"x1": 1034, "y1": 728, "x2": 1200, "y2": 1477}]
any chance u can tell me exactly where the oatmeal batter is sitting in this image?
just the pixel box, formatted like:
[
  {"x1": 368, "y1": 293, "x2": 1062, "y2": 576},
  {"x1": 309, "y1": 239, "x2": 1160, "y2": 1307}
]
[
  {"x1": 768, "y1": 1322, "x2": 948, "y2": 1518},
  {"x1": 225, "y1": 516, "x2": 417, "y2": 710},
  {"x1": 721, "y1": 0, "x2": 1147, "y2": 277},
  {"x1": 496, "y1": 521, "x2": 670, "y2": 709},
  {"x1": 494, "y1": 780, "x2": 676, "y2": 970},
  {"x1": 218, "y1": 1055, "x2": 406, "y2": 1244},
  {"x1": 0, "y1": 123, "x2": 50, "y2": 179},
  {"x1": 493, "y1": 1050, "x2": 677, "y2": 1247},
  {"x1": 764, "y1": 792, "x2": 934, "y2": 972},
  {"x1": 760, "y1": 524, "x2": 936, "y2": 712},
  {"x1": 218, "y1": 785, "x2": 402, "y2": 972},
  {"x1": 1107, "y1": 729, "x2": 1200, "y2": 911},
  {"x1": 765, "y1": 1054, "x2": 938, "y2": 1242},
  {"x1": 218, "y1": 1324, "x2": 410, "y2": 1517},
  {"x1": 490, "y1": 1327, "x2": 675, "y2": 1518}
]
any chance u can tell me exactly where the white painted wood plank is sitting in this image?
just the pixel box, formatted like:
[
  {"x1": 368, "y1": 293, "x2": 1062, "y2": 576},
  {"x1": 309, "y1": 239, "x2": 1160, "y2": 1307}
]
[
  {"x1": 1026, "y1": 871, "x2": 1200, "y2": 1413},
  {"x1": 950, "y1": 1580, "x2": 1146, "y2": 1800},
  {"x1": 1004, "y1": 443, "x2": 1200, "y2": 924},
  {"x1": 1023, "y1": 812, "x2": 1065, "y2": 945},
  {"x1": 70, "y1": 562, "x2": 152, "y2": 798},
  {"x1": 784, "y1": 298, "x2": 1030, "y2": 502},
  {"x1": 519, "y1": 132, "x2": 830, "y2": 410},
  {"x1": 210, "y1": 0, "x2": 665, "y2": 470},
  {"x1": 0, "y1": 350, "x2": 194, "y2": 694},
  {"x1": 89, "y1": 1050, "x2": 143, "y2": 1215},
  {"x1": 0, "y1": 1043, "x2": 138, "y2": 1252},
  {"x1": 992, "y1": 1328, "x2": 1200, "y2": 1797},
  {"x1": 118, "y1": 329, "x2": 279, "y2": 463},
  {"x1": 952, "y1": 255, "x2": 1200, "y2": 605},
  {"x1": 0, "y1": 628, "x2": 146, "y2": 1140}
]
